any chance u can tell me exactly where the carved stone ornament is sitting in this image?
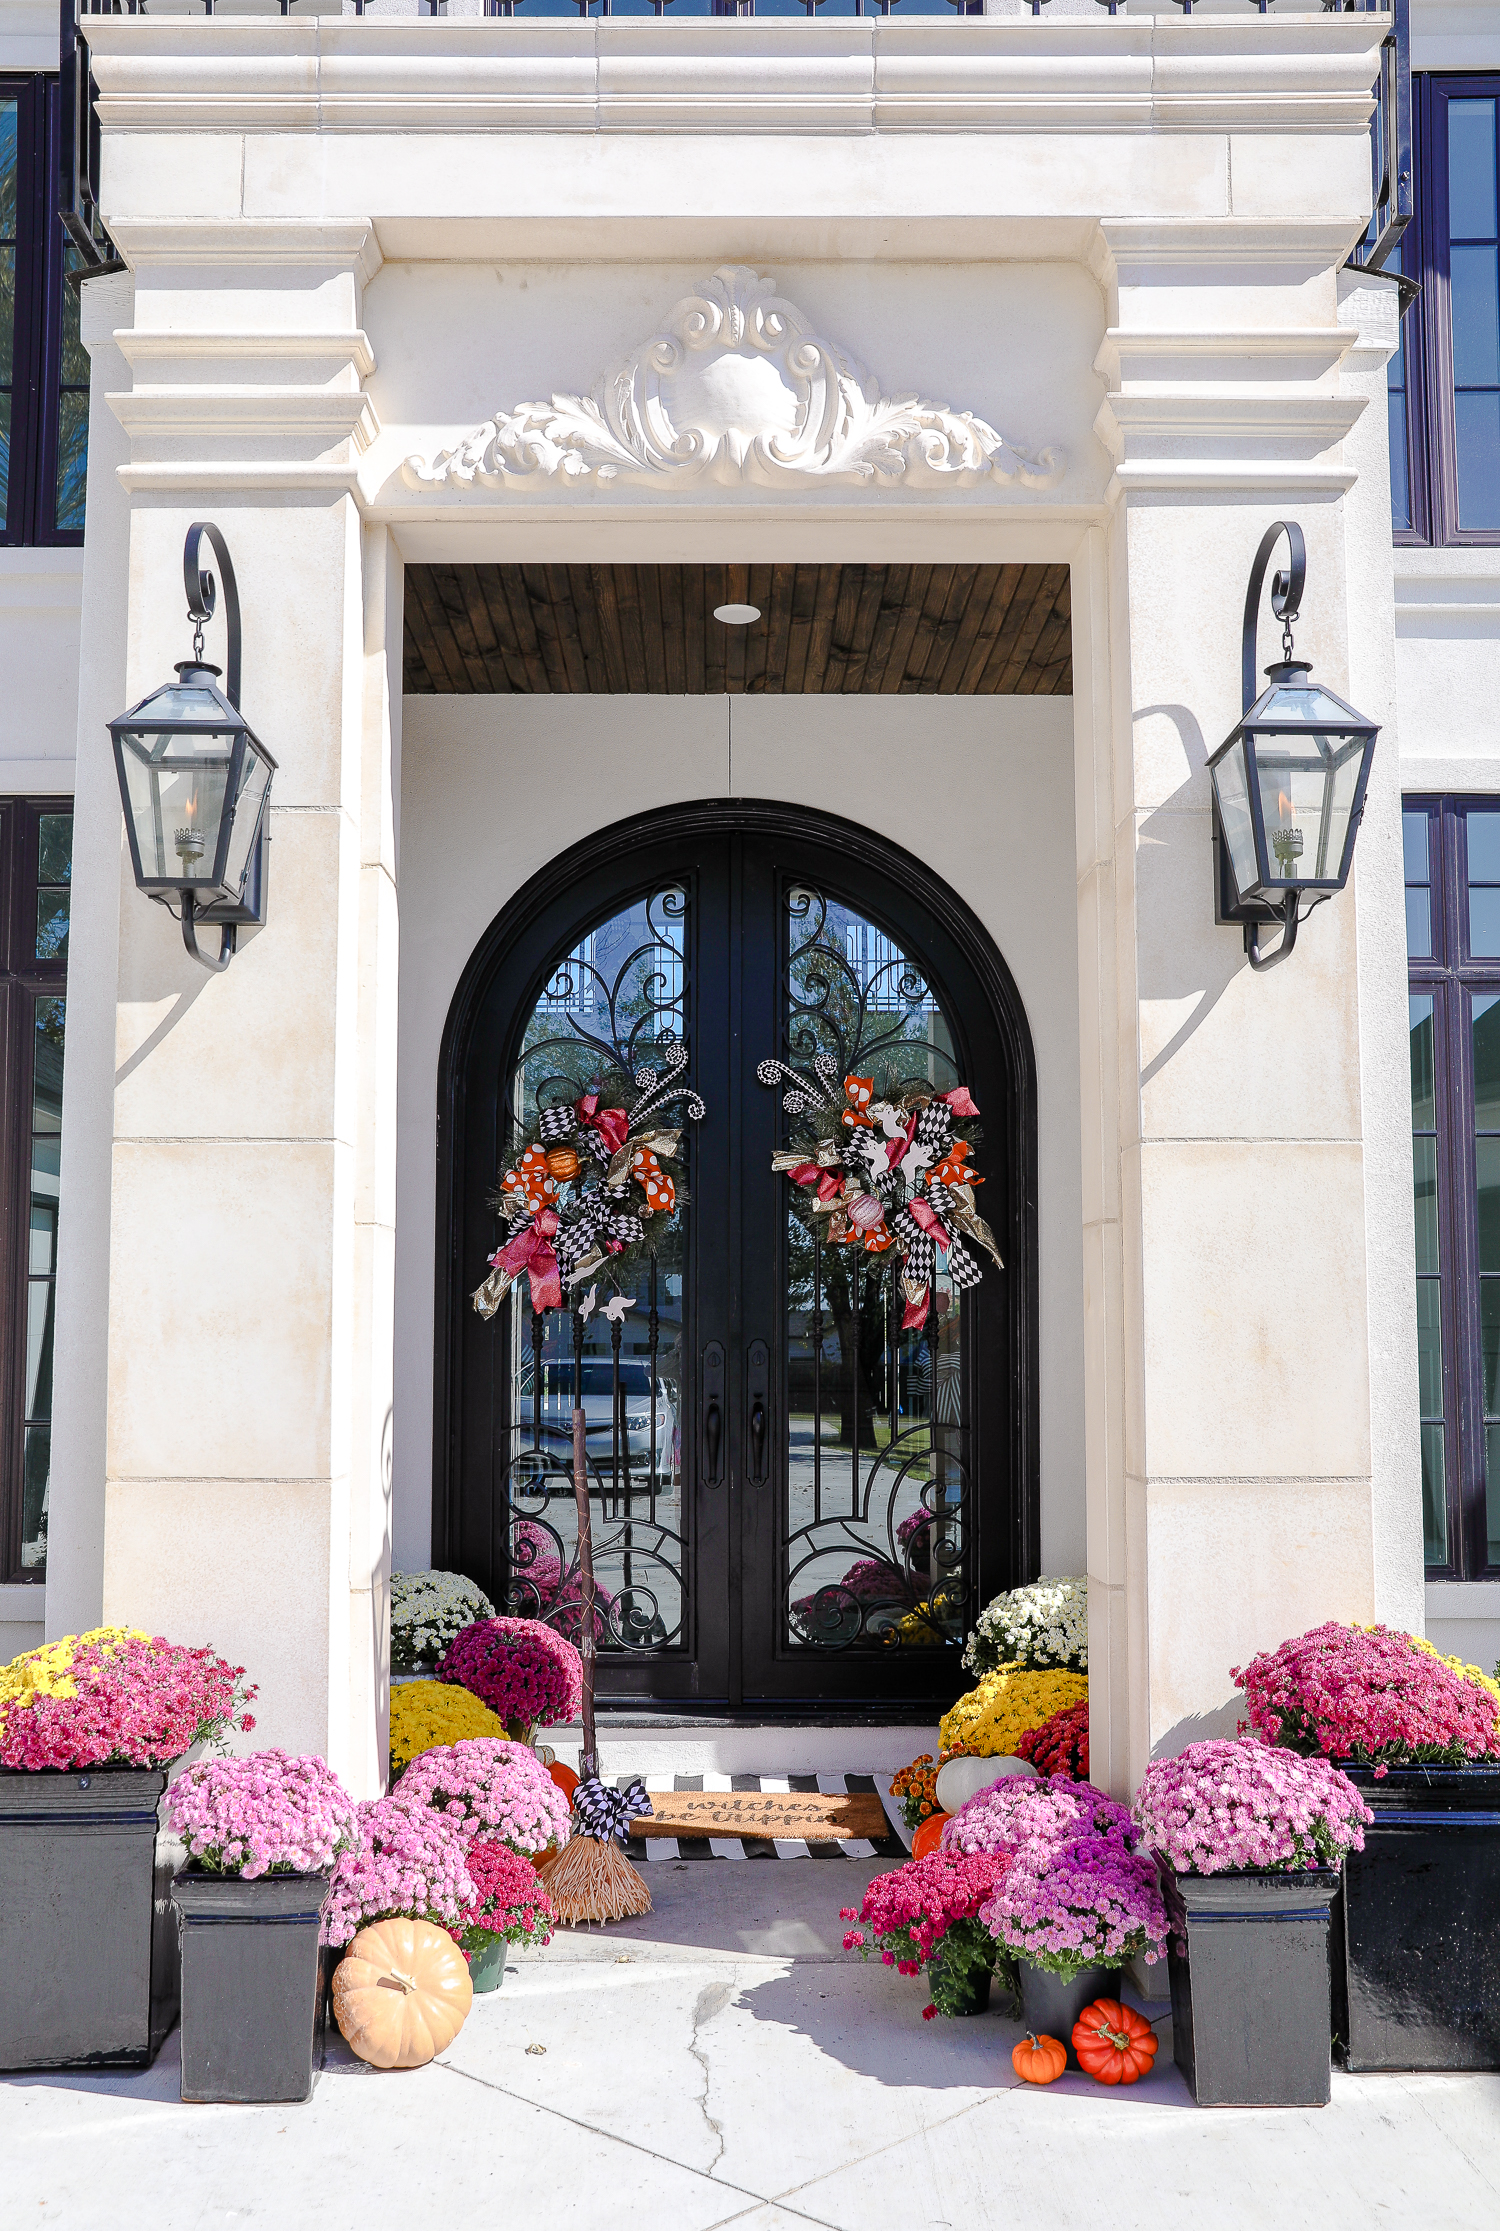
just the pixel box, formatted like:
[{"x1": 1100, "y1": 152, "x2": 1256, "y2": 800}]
[{"x1": 403, "y1": 266, "x2": 1064, "y2": 495}]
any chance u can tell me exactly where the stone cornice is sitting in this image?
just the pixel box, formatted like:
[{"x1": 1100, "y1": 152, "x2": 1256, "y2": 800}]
[{"x1": 82, "y1": 17, "x2": 1385, "y2": 138}]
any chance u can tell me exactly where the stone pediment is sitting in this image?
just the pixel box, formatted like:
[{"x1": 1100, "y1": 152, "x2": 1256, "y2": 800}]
[{"x1": 402, "y1": 266, "x2": 1063, "y2": 496}]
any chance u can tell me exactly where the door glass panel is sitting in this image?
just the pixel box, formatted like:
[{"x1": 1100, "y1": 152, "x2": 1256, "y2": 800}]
[
  {"x1": 1404, "y1": 807, "x2": 1431, "y2": 957},
  {"x1": 774, "y1": 886, "x2": 973, "y2": 1655},
  {"x1": 503, "y1": 888, "x2": 690, "y2": 1654}
]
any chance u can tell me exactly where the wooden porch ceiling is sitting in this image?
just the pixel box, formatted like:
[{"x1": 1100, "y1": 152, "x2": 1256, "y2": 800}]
[{"x1": 402, "y1": 563, "x2": 1072, "y2": 697}]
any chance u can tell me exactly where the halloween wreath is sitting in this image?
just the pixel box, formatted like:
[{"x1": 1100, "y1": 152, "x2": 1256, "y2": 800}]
[
  {"x1": 472, "y1": 1039, "x2": 706, "y2": 1318},
  {"x1": 756, "y1": 1052, "x2": 1002, "y2": 1330}
]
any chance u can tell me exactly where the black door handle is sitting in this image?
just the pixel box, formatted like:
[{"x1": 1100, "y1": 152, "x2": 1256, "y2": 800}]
[
  {"x1": 746, "y1": 1338, "x2": 769, "y2": 1486},
  {"x1": 702, "y1": 1341, "x2": 726, "y2": 1485}
]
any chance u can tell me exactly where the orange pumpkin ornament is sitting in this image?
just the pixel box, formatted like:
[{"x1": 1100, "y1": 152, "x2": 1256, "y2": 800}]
[
  {"x1": 332, "y1": 1918, "x2": 473, "y2": 2070},
  {"x1": 1071, "y1": 1999, "x2": 1159, "y2": 2086},
  {"x1": 911, "y1": 1812, "x2": 951, "y2": 1862},
  {"x1": 548, "y1": 1759, "x2": 580, "y2": 1803},
  {"x1": 545, "y1": 1145, "x2": 581, "y2": 1184},
  {"x1": 1012, "y1": 2032, "x2": 1068, "y2": 2085}
]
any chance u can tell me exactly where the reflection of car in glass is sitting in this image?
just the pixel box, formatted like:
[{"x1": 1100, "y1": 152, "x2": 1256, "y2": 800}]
[{"x1": 535, "y1": 1361, "x2": 676, "y2": 1470}]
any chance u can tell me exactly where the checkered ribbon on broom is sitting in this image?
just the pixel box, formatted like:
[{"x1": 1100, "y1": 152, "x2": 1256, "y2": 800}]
[{"x1": 574, "y1": 1774, "x2": 652, "y2": 1845}]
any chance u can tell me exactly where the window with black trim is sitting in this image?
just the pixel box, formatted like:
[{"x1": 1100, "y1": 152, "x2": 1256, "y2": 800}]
[
  {"x1": 0, "y1": 802, "x2": 70, "y2": 1585},
  {"x1": 0, "y1": 75, "x2": 87, "y2": 547},
  {"x1": 1405, "y1": 795, "x2": 1500, "y2": 1577}
]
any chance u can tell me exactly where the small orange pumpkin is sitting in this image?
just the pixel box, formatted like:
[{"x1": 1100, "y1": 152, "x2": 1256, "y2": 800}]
[
  {"x1": 548, "y1": 1759, "x2": 580, "y2": 1802},
  {"x1": 545, "y1": 1146, "x2": 581, "y2": 1184},
  {"x1": 332, "y1": 1918, "x2": 473, "y2": 2070},
  {"x1": 1071, "y1": 1999, "x2": 1159, "y2": 2086},
  {"x1": 911, "y1": 1812, "x2": 950, "y2": 1862},
  {"x1": 1012, "y1": 2031, "x2": 1068, "y2": 2085}
]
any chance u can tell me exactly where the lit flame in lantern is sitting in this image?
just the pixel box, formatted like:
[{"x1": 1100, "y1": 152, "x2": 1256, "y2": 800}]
[{"x1": 1277, "y1": 790, "x2": 1294, "y2": 823}]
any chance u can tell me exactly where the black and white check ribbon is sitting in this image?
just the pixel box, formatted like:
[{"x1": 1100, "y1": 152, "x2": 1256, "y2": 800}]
[
  {"x1": 573, "y1": 1774, "x2": 652, "y2": 1845},
  {"x1": 556, "y1": 1197, "x2": 646, "y2": 1281}
]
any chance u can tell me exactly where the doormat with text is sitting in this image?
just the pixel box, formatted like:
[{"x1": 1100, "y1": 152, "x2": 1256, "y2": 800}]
[{"x1": 617, "y1": 1774, "x2": 907, "y2": 1862}]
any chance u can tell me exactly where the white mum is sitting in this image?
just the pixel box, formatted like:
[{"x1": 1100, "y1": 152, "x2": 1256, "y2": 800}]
[
  {"x1": 963, "y1": 1576, "x2": 1088, "y2": 1676},
  {"x1": 390, "y1": 1568, "x2": 495, "y2": 1672}
]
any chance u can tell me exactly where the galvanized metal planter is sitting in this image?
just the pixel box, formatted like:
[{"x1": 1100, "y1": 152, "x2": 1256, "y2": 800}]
[
  {"x1": 1164, "y1": 1865, "x2": 1340, "y2": 2108},
  {"x1": 0, "y1": 1767, "x2": 178, "y2": 2071},
  {"x1": 172, "y1": 1867, "x2": 333, "y2": 2104},
  {"x1": 1333, "y1": 1764, "x2": 1500, "y2": 2071}
]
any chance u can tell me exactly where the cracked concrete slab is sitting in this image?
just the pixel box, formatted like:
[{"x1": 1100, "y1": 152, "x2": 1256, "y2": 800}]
[{"x1": 3, "y1": 1860, "x2": 1498, "y2": 2231}]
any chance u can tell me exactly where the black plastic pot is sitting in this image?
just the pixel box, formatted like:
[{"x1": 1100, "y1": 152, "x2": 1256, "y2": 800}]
[
  {"x1": 172, "y1": 1868, "x2": 333, "y2": 2103},
  {"x1": 1332, "y1": 1764, "x2": 1500, "y2": 2071},
  {"x1": 0, "y1": 1767, "x2": 178, "y2": 2070},
  {"x1": 1163, "y1": 1864, "x2": 1340, "y2": 2107}
]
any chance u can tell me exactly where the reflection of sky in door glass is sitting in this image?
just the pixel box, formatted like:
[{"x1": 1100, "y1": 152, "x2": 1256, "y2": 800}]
[
  {"x1": 1469, "y1": 811, "x2": 1500, "y2": 956},
  {"x1": 781, "y1": 889, "x2": 971, "y2": 1653},
  {"x1": 1449, "y1": 99, "x2": 1500, "y2": 529},
  {"x1": 504, "y1": 887, "x2": 689, "y2": 1652}
]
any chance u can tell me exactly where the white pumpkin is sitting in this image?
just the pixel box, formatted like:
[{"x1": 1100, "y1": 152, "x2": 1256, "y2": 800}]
[
  {"x1": 332, "y1": 1918, "x2": 473, "y2": 2070},
  {"x1": 934, "y1": 1752, "x2": 1038, "y2": 1815}
]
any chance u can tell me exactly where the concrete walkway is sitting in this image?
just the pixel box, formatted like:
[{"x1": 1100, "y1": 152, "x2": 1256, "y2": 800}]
[{"x1": 5, "y1": 1860, "x2": 1499, "y2": 2231}]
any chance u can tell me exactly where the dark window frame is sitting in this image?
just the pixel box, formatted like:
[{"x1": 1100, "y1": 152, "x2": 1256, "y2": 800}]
[
  {"x1": 0, "y1": 72, "x2": 85, "y2": 550},
  {"x1": 1406, "y1": 793, "x2": 1500, "y2": 1578},
  {"x1": 1393, "y1": 73, "x2": 1500, "y2": 547},
  {"x1": 0, "y1": 799, "x2": 70, "y2": 1587}
]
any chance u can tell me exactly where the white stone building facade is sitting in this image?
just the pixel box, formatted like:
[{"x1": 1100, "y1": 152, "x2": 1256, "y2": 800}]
[{"x1": 0, "y1": 0, "x2": 1492, "y2": 1798}]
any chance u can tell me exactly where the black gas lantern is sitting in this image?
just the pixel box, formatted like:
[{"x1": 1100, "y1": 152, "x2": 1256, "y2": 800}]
[
  {"x1": 1208, "y1": 521, "x2": 1379, "y2": 972},
  {"x1": 108, "y1": 523, "x2": 276, "y2": 972}
]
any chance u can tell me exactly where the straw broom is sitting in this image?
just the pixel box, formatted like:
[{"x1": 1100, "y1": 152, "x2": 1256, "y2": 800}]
[{"x1": 534, "y1": 1403, "x2": 652, "y2": 1925}]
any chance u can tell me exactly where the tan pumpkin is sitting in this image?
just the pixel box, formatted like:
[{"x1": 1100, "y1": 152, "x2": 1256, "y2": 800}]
[{"x1": 332, "y1": 1918, "x2": 473, "y2": 2070}]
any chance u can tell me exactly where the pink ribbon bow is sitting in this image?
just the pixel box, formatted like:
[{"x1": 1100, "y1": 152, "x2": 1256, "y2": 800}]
[
  {"x1": 789, "y1": 1161, "x2": 844, "y2": 1203},
  {"x1": 576, "y1": 1091, "x2": 630, "y2": 1159},
  {"x1": 908, "y1": 1196, "x2": 952, "y2": 1252},
  {"x1": 494, "y1": 1205, "x2": 562, "y2": 1313}
]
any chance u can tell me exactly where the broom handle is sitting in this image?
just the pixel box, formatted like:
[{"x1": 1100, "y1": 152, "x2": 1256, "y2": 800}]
[{"x1": 572, "y1": 1402, "x2": 598, "y2": 1782}]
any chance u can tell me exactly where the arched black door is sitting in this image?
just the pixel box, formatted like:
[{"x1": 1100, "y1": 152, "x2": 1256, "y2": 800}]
[{"x1": 435, "y1": 802, "x2": 1038, "y2": 1715}]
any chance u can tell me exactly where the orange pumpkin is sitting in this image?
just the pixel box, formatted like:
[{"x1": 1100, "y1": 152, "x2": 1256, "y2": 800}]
[
  {"x1": 911, "y1": 1812, "x2": 950, "y2": 1862},
  {"x1": 1012, "y1": 2031, "x2": 1068, "y2": 2085},
  {"x1": 332, "y1": 1919, "x2": 473, "y2": 2070},
  {"x1": 548, "y1": 1759, "x2": 580, "y2": 1802},
  {"x1": 1071, "y1": 1999, "x2": 1159, "y2": 2086},
  {"x1": 545, "y1": 1146, "x2": 581, "y2": 1184}
]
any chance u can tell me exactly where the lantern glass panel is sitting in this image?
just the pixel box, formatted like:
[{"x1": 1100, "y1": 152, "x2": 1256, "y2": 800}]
[
  {"x1": 220, "y1": 744, "x2": 272, "y2": 901},
  {"x1": 1251, "y1": 730, "x2": 1367, "y2": 886},
  {"x1": 119, "y1": 727, "x2": 234, "y2": 890},
  {"x1": 1211, "y1": 738, "x2": 1260, "y2": 902}
]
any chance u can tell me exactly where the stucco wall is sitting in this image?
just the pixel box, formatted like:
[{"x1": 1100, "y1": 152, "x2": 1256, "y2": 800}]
[{"x1": 392, "y1": 690, "x2": 1086, "y2": 1592}]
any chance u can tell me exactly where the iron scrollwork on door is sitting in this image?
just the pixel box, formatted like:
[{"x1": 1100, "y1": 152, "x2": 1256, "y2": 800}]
[
  {"x1": 772, "y1": 885, "x2": 978, "y2": 1654},
  {"x1": 497, "y1": 887, "x2": 694, "y2": 1654}
]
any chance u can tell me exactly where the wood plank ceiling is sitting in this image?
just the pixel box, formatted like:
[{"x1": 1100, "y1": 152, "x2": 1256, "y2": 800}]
[{"x1": 403, "y1": 563, "x2": 1072, "y2": 697}]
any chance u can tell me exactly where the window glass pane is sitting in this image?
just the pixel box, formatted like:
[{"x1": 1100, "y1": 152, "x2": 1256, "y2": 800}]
[
  {"x1": 1411, "y1": 993, "x2": 1436, "y2": 1130},
  {"x1": 1423, "y1": 1422, "x2": 1449, "y2": 1566},
  {"x1": 1479, "y1": 1137, "x2": 1500, "y2": 1272},
  {"x1": 1390, "y1": 395, "x2": 1411, "y2": 533},
  {"x1": 1414, "y1": 1135, "x2": 1441, "y2": 1274},
  {"x1": 32, "y1": 997, "x2": 63, "y2": 1134},
  {"x1": 1403, "y1": 809, "x2": 1430, "y2": 883},
  {"x1": 0, "y1": 245, "x2": 12, "y2": 390},
  {"x1": 58, "y1": 246, "x2": 86, "y2": 390},
  {"x1": 1469, "y1": 808, "x2": 1500, "y2": 882},
  {"x1": 1449, "y1": 98, "x2": 1498, "y2": 238},
  {"x1": 1483, "y1": 1280, "x2": 1500, "y2": 1414},
  {"x1": 53, "y1": 389, "x2": 87, "y2": 536},
  {"x1": 1471, "y1": 883, "x2": 1500, "y2": 957},
  {"x1": 20, "y1": 1426, "x2": 48, "y2": 1574},
  {"x1": 0, "y1": 98, "x2": 14, "y2": 534},
  {"x1": 1455, "y1": 392, "x2": 1500, "y2": 530},
  {"x1": 28, "y1": 1200, "x2": 54, "y2": 1278},
  {"x1": 24, "y1": 1278, "x2": 52, "y2": 1419},
  {"x1": 1417, "y1": 1277, "x2": 1445, "y2": 1416},
  {"x1": 1487, "y1": 1425, "x2": 1500, "y2": 1566},
  {"x1": 38, "y1": 813, "x2": 72, "y2": 886},
  {"x1": 1406, "y1": 887, "x2": 1432, "y2": 958},
  {"x1": 1451, "y1": 247, "x2": 1500, "y2": 388},
  {"x1": 35, "y1": 891, "x2": 67, "y2": 961},
  {"x1": 1474, "y1": 994, "x2": 1500, "y2": 1127}
]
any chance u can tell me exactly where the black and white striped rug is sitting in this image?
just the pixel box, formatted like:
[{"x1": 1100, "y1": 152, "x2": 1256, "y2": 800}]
[{"x1": 617, "y1": 1773, "x2": 908, "y2": 1862}]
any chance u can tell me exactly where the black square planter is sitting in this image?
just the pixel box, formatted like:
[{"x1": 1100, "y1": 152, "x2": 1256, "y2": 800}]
[
  {"x1": 1332, "y1": 1764, "x2": 1500, "y2": 2071},
  {"x1": 1164, "y1": 1865, "x2": 1340, "y2": 2107},
  {"x1": 172, "y1": 1869, "x2": 334, "y2": 2103},
  {"x1": 0, "y1": 1767, "x2": 178, "y2": 2070}
]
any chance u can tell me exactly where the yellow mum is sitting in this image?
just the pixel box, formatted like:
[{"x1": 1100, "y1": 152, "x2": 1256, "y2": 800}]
[
  {"x1": 939, "y1": 1662, "x2": 1089, "y2": 1759},
  {"x1": 0, "y1": 1628, "x2": 150, "y2": 1717},
  {"x1": 390, "y1": 1679, "x2": 505, "y2": 1774}
]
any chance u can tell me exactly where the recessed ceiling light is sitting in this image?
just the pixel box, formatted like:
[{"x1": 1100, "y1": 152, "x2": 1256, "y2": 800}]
[{"x1": 714, "y1": 603, "x2": 761, "y2": 625}]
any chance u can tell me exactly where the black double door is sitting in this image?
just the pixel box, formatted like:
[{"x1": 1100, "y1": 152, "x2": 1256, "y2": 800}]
[{"x1": 447, "y1": 806, "x2": 1030, "y2": 1715}]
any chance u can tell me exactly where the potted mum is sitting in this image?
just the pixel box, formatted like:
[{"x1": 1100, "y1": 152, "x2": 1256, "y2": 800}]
[
  {"x1": 1134, "y1": 1738, "x2": 1371, "y2": 2107},
  {"x1": 390, "y1": 1570, "x2": 496, "y2": 1675},
  {"x1": 167, "y1": 1750, "x2": 357, "y2": 2103},
  {"x1": 389, "y1": 1680, "x2": 507, "y2": 1779},
  {"x1": 391, "y1": 1737, "x2": 571, "y2": 1860},
  {"x1": 439, "y1": 1616, "x2": 583, "y2": 1747},
  {"x1": 840, "y1": 1847, "x2": 1012, "y2": 2017},
  {"x1": 321, "y1": 1794, "x2": 477, "y2": 1957},
  {"x1": 963, "y1": 1576, "x2": 1088, "y2": 1677},
  {"x1": 451, "y1": 1841, "x2": 555, "y2": 1992},
  {"x1": 0, "y1": 1626, "x2": 256, "y2": 2071},
  {"x1": 1234, "y1": 1622, "x2": 1500, "y2": 2071},
  {"x1": 942, "y1": 1777, "x2": 1158, "y2": 2050}
]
